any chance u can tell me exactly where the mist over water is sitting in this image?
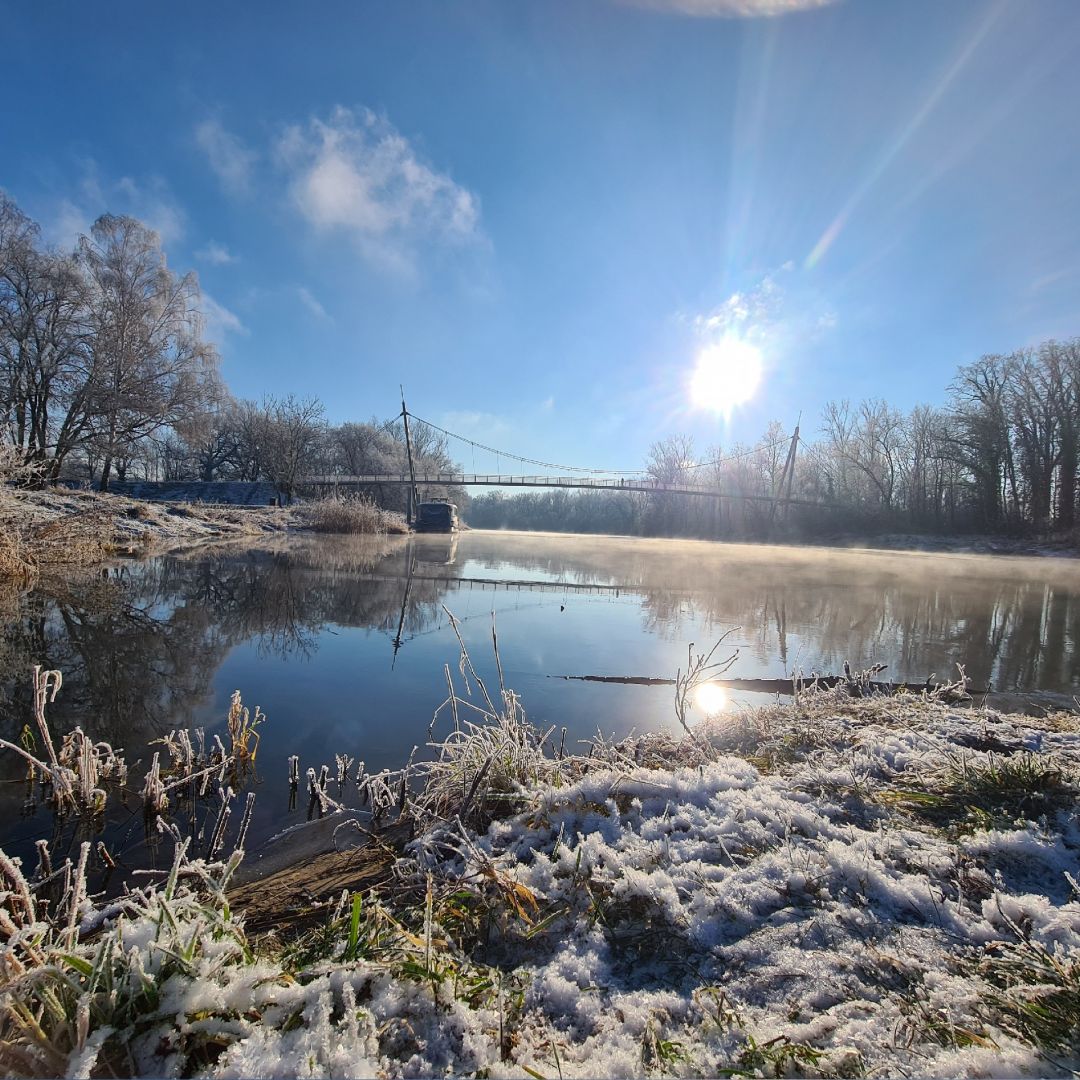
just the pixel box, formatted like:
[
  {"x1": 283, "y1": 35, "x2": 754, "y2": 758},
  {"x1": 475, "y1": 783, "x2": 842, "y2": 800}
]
[{"x1": 1, "y1": 530, "x2": 1078, "y2": 876}]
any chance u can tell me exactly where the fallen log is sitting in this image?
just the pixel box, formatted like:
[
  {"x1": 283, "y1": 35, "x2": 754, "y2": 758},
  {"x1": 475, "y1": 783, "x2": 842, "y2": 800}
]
[{"x1": 227, "y1": 818, "x2": 413, "y2": 937}]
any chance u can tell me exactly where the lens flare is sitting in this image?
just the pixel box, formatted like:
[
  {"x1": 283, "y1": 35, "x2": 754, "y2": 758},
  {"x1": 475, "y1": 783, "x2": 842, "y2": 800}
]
[{"x1": 690, "y1": 338, "x2": 763, "y2": 417}]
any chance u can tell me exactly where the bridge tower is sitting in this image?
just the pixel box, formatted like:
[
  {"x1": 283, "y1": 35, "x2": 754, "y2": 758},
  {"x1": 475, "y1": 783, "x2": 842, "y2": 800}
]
[{"x1": 400, "y1": 387, "x2": 420, "y2": 525}]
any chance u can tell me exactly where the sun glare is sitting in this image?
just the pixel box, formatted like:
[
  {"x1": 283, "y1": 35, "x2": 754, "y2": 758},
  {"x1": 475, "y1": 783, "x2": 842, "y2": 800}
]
[
  {"x1": 694, "y1": 681, "x2": 729, "y2": 716},
  {"x1": 690, "y1": 338, "x2": 764, "y2": 416}
]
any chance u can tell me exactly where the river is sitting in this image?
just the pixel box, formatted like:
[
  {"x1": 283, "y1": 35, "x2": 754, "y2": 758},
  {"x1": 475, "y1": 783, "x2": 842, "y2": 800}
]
[{"x1": 1, "y1": 530, "x2": 1078, "y2": 881}]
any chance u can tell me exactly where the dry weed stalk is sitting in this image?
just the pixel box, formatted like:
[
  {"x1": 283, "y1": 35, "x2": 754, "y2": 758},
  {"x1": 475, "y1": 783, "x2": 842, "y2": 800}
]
[
  {"x1": 415, "y1": 610, "x2": 567, "y2": 829},
  {"x1": 226, "y1": 689, "x2": 265, "y2": 761},
  {"x1": 141, "y1": 752, "x2": 168, "y2": 813},
  {"x1": 0, "y1": 668, "x2": 128, "y2": 817}
]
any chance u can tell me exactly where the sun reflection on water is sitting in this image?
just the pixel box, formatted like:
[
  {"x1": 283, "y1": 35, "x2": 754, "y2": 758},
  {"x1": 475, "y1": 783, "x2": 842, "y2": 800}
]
[{"x1": 694, "y1": 681, "x2": 729, "y2": 716}]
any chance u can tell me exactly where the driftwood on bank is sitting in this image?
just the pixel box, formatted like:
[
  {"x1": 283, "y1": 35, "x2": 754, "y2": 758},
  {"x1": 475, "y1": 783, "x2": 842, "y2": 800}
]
[
  {"x1": 227, "y1": 818, "x2": 414, "y2": 936},
  {"x1": 552, "y1": 672, "x2": 982, "y2": 700}
]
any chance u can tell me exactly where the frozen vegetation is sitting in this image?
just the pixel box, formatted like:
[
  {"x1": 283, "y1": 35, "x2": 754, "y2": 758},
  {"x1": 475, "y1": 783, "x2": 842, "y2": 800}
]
[{"x1": 1, "y1": 656, "x2": 1079, "y2": 1078}]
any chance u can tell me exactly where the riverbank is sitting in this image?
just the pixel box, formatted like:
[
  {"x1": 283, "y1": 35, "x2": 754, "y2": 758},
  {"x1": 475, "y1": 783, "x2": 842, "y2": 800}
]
[
  {"x1": 2, "y1": 680, "x2": 1077, "y2": 1078},
  {"x1": 826, "y1": 530, "x2": 1080, "y2": 558},
  {"x1": 0, "y1": 487, "x2": 408, "y2": 583}
]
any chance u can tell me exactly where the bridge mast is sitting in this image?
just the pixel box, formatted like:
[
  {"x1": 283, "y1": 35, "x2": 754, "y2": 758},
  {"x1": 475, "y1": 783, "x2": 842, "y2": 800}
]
[
  {"x1": 770, "y1": 418, "x2": 800, "y2": 527},
  {"x1": 400, "y1": 386, "x2": 420, "y2": 526}
]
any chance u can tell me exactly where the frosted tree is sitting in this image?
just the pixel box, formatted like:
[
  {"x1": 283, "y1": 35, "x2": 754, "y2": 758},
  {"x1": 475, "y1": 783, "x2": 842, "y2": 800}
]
[
  {"x1": 0, "y1": 194, "x2": 94, "y2": 480},
  {"x1": 78, "y1": 215, "x2": 220, "y2": 490}
]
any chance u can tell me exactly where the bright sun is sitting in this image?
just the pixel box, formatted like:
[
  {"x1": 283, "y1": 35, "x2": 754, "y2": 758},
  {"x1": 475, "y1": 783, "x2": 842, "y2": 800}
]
[{"x1": 690, "y1": 338, "x2": 764, "y2": 416}]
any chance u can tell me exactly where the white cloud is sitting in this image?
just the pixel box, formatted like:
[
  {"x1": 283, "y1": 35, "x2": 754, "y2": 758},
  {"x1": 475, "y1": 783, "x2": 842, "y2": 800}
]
[
  {"x1": 195, "y1": 119, "x2": 256, "y2": 195},
  {"x1": 42, "y1": 166, "x2": 185, "y2": 249},
  {"x1": 278, "y1": 106, "x2": 481, "y2": 273},
  {"x1": 616, "y1": 0, "x2": 836, "y2": 15},
  {"x1": 694, "y1": 272, "x2": 785, "y2": 340},
  {"x1": 540, "y1": 396, "x2": 555, "y2": 411},
  {"x1": 296, "y1": 286, "x2": 330, "y2": 320},
  {"x1": 200, "y1": 292, "x2": 248, "y2": 341},
  {"x1": 196, "y1": 241, "x2": 238, "y2": 265}
]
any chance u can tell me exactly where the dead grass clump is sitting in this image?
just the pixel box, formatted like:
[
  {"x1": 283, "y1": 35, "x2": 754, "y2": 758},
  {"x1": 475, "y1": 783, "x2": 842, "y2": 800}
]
[
  {"x1": 19, "y1": 509, "x2": 112, "y2": 570},
  {"x1": 0, "y1": 529, "x2": 37, "y2": 585},
  {"x1": 226, "y1": 689, "x2": 265, "y2": 762},
  {"x1": 416, "y1": 610, "x2": 567, "y2": 829},
  {"x1": 0, "y1": 515, "x2": 108, "y2": 582},
  {"x1": 305, "y1": 494, "x2": 397, "y2": 535}
]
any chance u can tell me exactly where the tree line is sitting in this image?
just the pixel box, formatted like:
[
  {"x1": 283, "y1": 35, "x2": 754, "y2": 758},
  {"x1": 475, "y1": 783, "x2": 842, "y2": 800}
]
[
  {"x1": 4, "y1": 192, "x2": 1077, "y2": 535},
  {"x1": 470, "y1": 341, "x2": 1080, "y2": 539},
  {"x1": 0, "y1": 194, "x2": 457, "y2": 507}
]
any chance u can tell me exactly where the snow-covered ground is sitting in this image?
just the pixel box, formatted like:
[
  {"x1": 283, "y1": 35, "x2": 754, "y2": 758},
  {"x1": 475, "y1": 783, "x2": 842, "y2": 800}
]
[{"x1": 3, "y1": 691, "x2": 1079, "y2": 1078}]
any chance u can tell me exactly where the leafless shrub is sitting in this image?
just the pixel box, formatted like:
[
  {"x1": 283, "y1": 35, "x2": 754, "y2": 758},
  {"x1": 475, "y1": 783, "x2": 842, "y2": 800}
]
[
  {"x1": 673, "y1": 631, "x2": 740, "y2": 750},
  {"x1": 0, "y1": 444, "x2": 47, "y2": 487}
]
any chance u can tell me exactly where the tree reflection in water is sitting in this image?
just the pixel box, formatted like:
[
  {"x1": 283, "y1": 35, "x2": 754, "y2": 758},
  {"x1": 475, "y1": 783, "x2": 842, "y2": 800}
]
[{"x1": 0, "y1": 532, "x2": 1077, "y2": 881}]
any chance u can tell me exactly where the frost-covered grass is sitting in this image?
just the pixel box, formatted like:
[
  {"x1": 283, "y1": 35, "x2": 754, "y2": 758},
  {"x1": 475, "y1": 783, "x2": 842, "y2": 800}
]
[
  {"x1": 303, "y1": 495, "x2": 408, "y2": 536},
  {"x1": 2, "y1": 665, "x2": 1080, "y2": 1077},
  {"x1": 0, "y1": 485, "x2": 302, "y2": 583}
]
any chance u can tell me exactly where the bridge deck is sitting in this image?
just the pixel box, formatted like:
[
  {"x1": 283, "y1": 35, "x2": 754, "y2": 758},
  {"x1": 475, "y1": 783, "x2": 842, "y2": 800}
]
[{"x1": 300, "y1": 473, "x2": 832, "y2": 507}]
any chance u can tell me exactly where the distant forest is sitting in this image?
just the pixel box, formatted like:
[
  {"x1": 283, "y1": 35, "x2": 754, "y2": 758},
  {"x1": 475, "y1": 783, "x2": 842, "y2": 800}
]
[
  {"x1": 3, "y1": 194, "x2": 1078, "y2": 538},
  {"x1": 470, "y1": 340, "x2": 1080, "y2": 539}
]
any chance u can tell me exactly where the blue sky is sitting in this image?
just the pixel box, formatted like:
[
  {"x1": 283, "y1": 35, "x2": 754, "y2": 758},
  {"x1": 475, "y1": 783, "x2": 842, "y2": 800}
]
[{"x1": 3, "y1": 0, "x2": 1079, "y2": 472}]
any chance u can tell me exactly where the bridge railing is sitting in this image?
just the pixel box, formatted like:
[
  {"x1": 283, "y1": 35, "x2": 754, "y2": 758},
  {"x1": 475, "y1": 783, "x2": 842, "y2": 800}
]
[
  {"x1": 297, "y1": 473, "x2": 842, "y2": 509},
  {"x1": 300, "y1": 473, "x2": 720, "y2": 492}
]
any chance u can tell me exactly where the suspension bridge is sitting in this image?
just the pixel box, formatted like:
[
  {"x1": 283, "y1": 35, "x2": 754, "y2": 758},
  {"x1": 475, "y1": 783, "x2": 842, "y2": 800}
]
[{"x1": 298, "y1": 396, "x2": 829, "y2": 515}]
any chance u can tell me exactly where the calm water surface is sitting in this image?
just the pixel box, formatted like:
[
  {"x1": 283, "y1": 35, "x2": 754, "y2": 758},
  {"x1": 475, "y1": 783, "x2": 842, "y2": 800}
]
[{"x1": 2, "y1": 530, "x2": 1078, "y2": 881}]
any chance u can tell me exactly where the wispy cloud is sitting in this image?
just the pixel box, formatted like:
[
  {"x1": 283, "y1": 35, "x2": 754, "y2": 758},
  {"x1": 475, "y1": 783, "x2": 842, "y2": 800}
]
[
  {"x1": 43, "y1": 164, "x2": 185, "y2": 249},
  {"x1": 277, "y1": 106, "x2": 481, "y2": 274},
  {"x1": 540, "y1": 396, "x2": 555, "y2": 411},
  {"x1": 196, "y1": 240, "x2": 238, "y2": 265},
  {"x1": 440, "y1": 410, "x2": 510, "y2": 440},
  {"x1": 296, "y1": 285, "x2": 330, "y2": 320},
  {"x1": 195, "y1": 118, "x2": 257, "y2": 195},
  {"x1": 200, "y1": 291, "x2": 248, "y2": 340},
  {"x1": 688, "y1": 264, "x2": 837, "y2": 352},
  {"x1": 615, "y1": 0, "x2": 836, "y2": 16}
]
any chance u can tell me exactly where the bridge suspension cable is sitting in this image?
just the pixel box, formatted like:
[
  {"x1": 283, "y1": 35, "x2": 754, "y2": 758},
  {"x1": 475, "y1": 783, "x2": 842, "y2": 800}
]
[
  {"x1": 407, "y1": 407, "x2": 799, "y2": 480},
  {"x1": 406, "y1": 411, "x2": 644, "y2": 475},
  {"x1": 676, "y1": 434, "x2": 792, "y2": 470}
]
